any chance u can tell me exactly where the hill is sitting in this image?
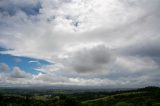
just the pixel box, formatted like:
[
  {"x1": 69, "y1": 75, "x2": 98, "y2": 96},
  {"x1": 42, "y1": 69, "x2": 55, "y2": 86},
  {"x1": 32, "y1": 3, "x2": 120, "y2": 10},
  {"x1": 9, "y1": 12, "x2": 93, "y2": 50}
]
[{"x1": 0, "y1": 86, "x2": 160, "y2": 106}]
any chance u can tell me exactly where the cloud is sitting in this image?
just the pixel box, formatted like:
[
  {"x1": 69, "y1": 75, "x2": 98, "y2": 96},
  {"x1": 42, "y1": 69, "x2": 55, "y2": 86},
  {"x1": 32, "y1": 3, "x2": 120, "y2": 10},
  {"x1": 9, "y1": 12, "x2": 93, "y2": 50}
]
[
  {"x1": 28, "y1": 60, "x2": 39, "y2": 63},
  {"x1": 118, "y1": 38, "x2": 160, "y2": 65},
  {"x1": 14, "y1": 58, "x2": 22, "y2": 63},
  {"x1": 66, "y1": 45, "x2": 115, "y2": 73},
  {"x1": 10, "y1": 67, "x2": 32, "y2": 78},
  {"x1": 33, "y1": 73, "x2": 69, "y2": 85},
  {"x1": 0, "y1": 63, "x2": 10, "y2": 72},
  {"x1": 0, "y1": 0, "x2": 160, "y2": 87}
]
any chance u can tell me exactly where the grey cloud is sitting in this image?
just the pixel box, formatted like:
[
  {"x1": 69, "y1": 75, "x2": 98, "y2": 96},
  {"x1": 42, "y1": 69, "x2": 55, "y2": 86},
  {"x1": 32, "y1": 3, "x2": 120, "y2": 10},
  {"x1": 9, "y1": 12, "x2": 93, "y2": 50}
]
[
  {"x1": 118, "y1": 38, "x2": 160, "y2": 65},
  {"x1": 35, "y1": 73, "x2": 68, "y2": 84},
  {"x1": 121, "y1": 40, "x2": 160, "y2": 57},
  {"x1": 68, "y1": 45, "x2": 115, "y2": 73},
  {"x1": 113, "y1": 3, "x2": 160, "y2": 66}
]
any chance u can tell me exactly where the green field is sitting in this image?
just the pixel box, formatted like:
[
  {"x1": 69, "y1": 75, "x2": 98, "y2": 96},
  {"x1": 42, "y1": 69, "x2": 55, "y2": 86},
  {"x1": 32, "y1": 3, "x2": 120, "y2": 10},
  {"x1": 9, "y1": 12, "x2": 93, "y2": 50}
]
[{"x1": 0, "y1": 86, "x2": 160, "y2": 106}]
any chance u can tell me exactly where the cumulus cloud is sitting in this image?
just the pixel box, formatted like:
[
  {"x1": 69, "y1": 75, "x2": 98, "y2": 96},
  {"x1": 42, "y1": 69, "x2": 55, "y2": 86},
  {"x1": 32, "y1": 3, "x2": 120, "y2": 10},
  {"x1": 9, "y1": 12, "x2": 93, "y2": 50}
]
[
  {"x1": 0, "y1": 63, "x2": 10, "y2": 72},
  {"x1": 10, "y1": 67, "x2": 32, "y2": 79}
]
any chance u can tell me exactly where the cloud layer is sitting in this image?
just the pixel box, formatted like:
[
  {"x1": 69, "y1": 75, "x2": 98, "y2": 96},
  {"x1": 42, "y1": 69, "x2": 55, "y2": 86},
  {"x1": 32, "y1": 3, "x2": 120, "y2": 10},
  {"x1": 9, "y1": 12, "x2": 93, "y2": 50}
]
[{"x1": 0, "y1": 0, "x2": 160, "y2": 88}]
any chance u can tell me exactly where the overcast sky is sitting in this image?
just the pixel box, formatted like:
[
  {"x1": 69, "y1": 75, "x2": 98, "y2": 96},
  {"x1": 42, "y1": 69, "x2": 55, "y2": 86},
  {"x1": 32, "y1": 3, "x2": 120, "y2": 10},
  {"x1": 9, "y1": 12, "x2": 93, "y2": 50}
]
[{"x1": 0, "y1": 0, "x2": 160, "y2": 88}]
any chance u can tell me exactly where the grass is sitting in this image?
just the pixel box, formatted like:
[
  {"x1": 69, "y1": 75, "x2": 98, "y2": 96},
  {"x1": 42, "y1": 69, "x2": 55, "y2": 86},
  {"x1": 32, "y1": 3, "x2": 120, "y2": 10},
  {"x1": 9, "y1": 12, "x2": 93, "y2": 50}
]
[{"x1": 81, "y1": 91, "x2": 147, "y2": 105}]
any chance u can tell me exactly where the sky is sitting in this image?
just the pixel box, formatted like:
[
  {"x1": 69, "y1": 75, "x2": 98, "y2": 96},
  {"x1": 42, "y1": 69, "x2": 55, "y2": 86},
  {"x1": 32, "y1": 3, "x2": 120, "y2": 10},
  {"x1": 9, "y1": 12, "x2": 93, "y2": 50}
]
[{"x1": 0, "y1": 0, "x2": 160, "y2": 88}]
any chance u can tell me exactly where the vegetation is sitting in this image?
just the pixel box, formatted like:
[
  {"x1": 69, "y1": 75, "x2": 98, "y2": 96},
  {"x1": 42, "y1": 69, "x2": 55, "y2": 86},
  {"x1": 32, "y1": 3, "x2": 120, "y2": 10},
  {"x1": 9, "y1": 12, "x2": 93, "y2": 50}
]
[{"x1": 0, "y1": 86, "x2": 160, "y2": 106}]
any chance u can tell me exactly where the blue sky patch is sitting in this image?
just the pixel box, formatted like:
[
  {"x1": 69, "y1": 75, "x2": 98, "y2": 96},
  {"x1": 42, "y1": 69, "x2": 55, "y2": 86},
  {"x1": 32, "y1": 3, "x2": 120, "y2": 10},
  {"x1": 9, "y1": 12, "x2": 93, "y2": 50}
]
[
  {"x1": 0, "y1": 1, "x2": 41, "y2": 16},
  {"x1": 0, "y1": 53, "x2": 50, "y2": 75}
]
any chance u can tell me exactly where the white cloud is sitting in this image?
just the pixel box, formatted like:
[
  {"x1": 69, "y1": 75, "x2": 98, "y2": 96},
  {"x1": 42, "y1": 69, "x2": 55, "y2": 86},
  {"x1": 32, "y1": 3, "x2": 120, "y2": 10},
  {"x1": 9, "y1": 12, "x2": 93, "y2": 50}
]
[{"x1": 28, "y1": 60, "x2": 39, "y2": 63}]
